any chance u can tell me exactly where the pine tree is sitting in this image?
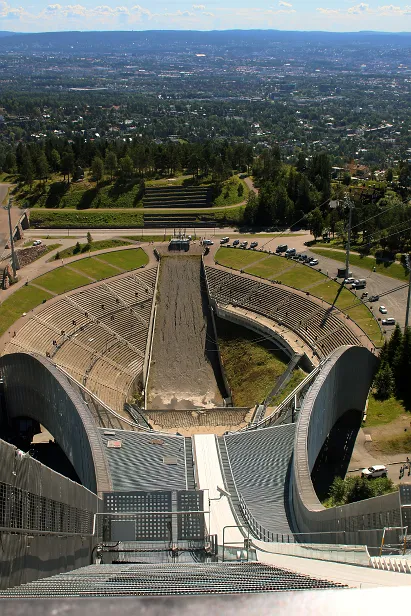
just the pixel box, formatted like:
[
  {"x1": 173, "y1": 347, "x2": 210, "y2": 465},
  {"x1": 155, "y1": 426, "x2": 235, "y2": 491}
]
[
  {"x1": 387, "y1": 323, "x2": 403, "y2": 365},
  {"x1": 374, "y1": 362, "x2": 394, "y2": 400},
  {"x1": 396, "y1": 327, "x2": 411, "y2": 403}
]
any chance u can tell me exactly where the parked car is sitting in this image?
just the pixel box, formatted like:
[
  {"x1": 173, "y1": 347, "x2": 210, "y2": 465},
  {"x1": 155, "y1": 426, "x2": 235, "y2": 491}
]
[
  {"x1": 361, "y1": 465, "x2": 388, "y2": 479},
  {"x1": 250, "y1": 241, "x2": 258, "y2": 248},
  {"x1": 382, "y1": 318, "x2": 395, "y2": 326},
  {"x1": 276, "y1": 244, "x2": 288, "y2": 253},
  {"x1": 33, "y1": 240, "x2": 42, "y2": 246},
  {"x1": 203, "y1": 239, "x2": 213, "y2": 246},
  {"x1": 351, "y1": 279, "x2": 366, "y2": 290},
  {"x1": 344, "y1": 277, "x2": 355, "y2": 285},
  {"x1": 369, "y1": 295, "x2": 380, "y2": 302},
  {"x1": 220, "y1": 237, "x2": 229, "y2": 244},
  {"x1": 285, "y1": 247, "x2": 296, "y2": 257},
  {"x1": 379, "y1": 306, "x2": 388, "y2": 314},
  {"x1": 308, "y1": 259, "x2": 319, "y2": 266},
  {"x1": 233, "y1": 239, "x2": 240, "y2": 246}
]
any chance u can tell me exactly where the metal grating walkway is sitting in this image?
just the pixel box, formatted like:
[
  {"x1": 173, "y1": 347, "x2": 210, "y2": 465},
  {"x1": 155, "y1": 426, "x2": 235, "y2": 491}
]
[{"x1": 0, "y1": 563, "x2": 347, "y2": 597}]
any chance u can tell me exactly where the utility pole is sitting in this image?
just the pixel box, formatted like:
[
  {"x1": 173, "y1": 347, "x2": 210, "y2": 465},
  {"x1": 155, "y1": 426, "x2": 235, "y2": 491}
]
[
  {"x1": 6, "y1": 198, "x2": 17, "y2": 278},
  {"x1": 344, "y1": 195, "x2": 354, "y2": 279},
  {"x1": 405, "y1": 254, "x2": 411, "y2": 329}
]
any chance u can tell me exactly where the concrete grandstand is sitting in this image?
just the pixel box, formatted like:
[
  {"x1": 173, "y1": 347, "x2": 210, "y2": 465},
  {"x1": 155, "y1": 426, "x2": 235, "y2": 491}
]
[{"x1": 1, "y1": 242, "x2": 411, "y2": 601}]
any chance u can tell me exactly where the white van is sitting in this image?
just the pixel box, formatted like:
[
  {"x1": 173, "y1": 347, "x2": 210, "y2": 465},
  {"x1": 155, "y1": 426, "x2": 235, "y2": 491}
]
[{"x1": 351, "y1": 279, "x2": 366, "y2": 290}]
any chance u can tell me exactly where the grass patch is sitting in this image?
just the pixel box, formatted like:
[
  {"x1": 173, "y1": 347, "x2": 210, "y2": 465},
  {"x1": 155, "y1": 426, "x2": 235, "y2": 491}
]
[
  {"x1": 34, "y1": 268, "x2": 92, "y2": 294},
  {"x1": 69, "y1": 257, "x2": 119, "y2": 280},
  {"x1": 0, "y1": 285, "x2": 54, "y2": 336},
  {"x1": 30, "y1": 209, "x2": 144, "y2": 229},
  {"x1": 52, "y1": 239, "x2": 131, "y2": 260},
  {"x1": 16, "y1": 177, "x2": 144, "y2": 210},
  {"x1": 365, "y1": 394, "x2": 407, "y2": 427},
  {"x1": 376, "y1": 433, "x2": 411, "y2": 454},
  {"x1": 311, "y1": 248, "x2": 408, "y2": 281},
  {"x1": 214, "y1": 177, "x2": 249, "y2": 207},
  {"x1": 98, "y1": 248, "x2": 149, "y2": 270},
  {"x1": 270, "y1": 368, "x2": 307, "y2": 406},
  {"x1": 215, "y1": 247, "x2": 383, "y2": 346},
  {"x1": 276, "y1": 265, "x2": 323, "y2": 289},
  {"x1": 216, "y1": 317, "x2": 290, "y2": 407}
]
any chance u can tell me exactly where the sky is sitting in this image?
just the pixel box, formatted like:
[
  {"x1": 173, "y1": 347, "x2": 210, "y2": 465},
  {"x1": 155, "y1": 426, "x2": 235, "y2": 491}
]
[{"x1": 1, "y1": 1, "x2": 411, "y2": 33}]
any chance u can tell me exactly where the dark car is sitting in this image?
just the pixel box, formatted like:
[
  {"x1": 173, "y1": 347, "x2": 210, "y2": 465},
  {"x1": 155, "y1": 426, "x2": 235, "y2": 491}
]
[{"x1": 369, "y1": 295, "x2": 380, "y2": 302}]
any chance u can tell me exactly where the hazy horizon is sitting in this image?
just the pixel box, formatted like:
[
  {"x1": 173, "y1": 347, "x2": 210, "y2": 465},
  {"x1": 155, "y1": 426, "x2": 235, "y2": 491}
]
[{"x1": 1, "y1": 1, "x2": 411, "y2": 34}]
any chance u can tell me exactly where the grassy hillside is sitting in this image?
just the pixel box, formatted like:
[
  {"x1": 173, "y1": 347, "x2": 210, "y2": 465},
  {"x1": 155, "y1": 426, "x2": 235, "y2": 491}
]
[{"x1": 216, "y1": 317, "x2": 292, "y2": 407}]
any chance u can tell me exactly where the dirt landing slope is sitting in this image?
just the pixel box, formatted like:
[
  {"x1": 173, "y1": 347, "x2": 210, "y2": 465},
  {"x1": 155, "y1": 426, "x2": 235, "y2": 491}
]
[{"x1": 148, "y1": 254, "x2": 224, "y2": 409}]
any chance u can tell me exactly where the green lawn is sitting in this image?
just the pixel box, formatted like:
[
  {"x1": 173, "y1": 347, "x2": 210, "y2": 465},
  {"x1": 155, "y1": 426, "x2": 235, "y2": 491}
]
[
  {"x1": 0, "y1": 285, "x2": 54, "y2": 336},
  {"x1": 365, "y1": 394, "x2": 407, "y2": 427},
  {"x1": 245, "y1": 255, "x2": 291, "y2": 279},
  {"x1": 214, "y1": 177, "x2": 249, "y2": 207},
  {"x1": 276, "y1": 265, "x2": 324, "y2": 289},
  {"x1": 54, "y1": 239, "x2": 132, "y2": 260},
  {"x1": 216, "y1": 317, "x2": 291, "y2": 407},
  {"x1": 311, "y1": 248, "x2": 408, "y2": 281},
  {"x1": 69, "y1": 257, "x2": 119, "y2": 280},
  {"x1": 34, "y1": 268, "x2": 92, "y2": 294},
  {"x1": 215, "y1": 247, "x2": 383, "y2": 346},
  {"x1": 98, "y1": 248, "x2": 149, "y2": 270}
]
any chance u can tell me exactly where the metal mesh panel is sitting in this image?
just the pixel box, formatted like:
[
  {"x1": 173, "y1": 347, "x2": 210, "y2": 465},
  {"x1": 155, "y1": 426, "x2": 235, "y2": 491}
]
[
  {"x1": 177, "y1": 490, "x2": 205, "y2": 541},
  {"x1": 103, "y1": 491, "x2": 172, "y2": 541},
  {"x1": 400, "y1": 484, "x2": 411, "y2": 506},
  {"x1": 0, "y1": 481, "x2": 94, "y2": 534}
]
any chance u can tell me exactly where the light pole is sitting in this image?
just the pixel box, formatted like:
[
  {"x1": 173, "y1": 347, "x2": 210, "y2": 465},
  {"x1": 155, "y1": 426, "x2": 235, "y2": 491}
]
[
  {"x1": 405, "y1": 254, "x2": 411, "y2": 329},
  {"x1": 344, "y1": 195, "x2": 354, "y2": 279},
  {"x1": 4, "y1": 198, "x2": 17, "y2": 278}
]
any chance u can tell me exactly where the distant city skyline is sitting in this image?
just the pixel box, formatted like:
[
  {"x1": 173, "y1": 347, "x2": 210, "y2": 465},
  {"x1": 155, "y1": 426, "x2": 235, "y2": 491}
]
[{"x1": 1, "y1": 1, "x2": 411, "y2": 33}]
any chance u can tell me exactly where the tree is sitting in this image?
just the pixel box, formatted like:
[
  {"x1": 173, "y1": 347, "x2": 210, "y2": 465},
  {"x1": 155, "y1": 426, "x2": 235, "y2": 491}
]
[
  {"x1": 105, "y1": 151, "x2": 117, "y2": 181},
  {"x1": 386, "y1": 168, "x2": 394, "y2": 183},
  {"x1": 4, "y1": 152, "x2": 16, "y2": 173},
  {"x1": 306, "y1": 207, "x2": 324, "y2": 239},
  {"x1": 61, "y1": 152, "x2": 75, "y2": 183},
  {"x1": 91, "y1": 156, "x2": 104, "y2": 184},
  {"x1": 395, "y1": 326, "x2": 411, "y2": 403},
  {"x1": 35, "y1": 151, "x2": 49, "y2": 182},
  {"x1": 374, "y1": 362, "x2": 394, "y2": 400},
  {"x1": 243, "y1": 191, "x2": 259, "y2": 226},
  {"x1": 119, "y1": 155, "x2": 133, "y2": 180},
  {"x1": 345, "y1": 476, "x2": 374, "y2": 504},
  {"x1": 86, "y1": 232, "x2": 93, "y2": 246},
  {"x1": 342, "y1": 172, "x2": 351, "y2": 186},
  {"x1": 50, "y1": 149, "x2": 61, "y2": 173},
  {"x1": 387, "y1": 324, "x2": 403, "y2": 366},
  {"x1": 21, "y1": 154, "x2": 34, "y2": 186}
]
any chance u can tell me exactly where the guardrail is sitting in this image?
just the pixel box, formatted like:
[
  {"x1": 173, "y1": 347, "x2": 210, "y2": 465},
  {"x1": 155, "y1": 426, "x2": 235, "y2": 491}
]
[{"x1": 238, "y1": 359, "x2": 325, "y2": 431}]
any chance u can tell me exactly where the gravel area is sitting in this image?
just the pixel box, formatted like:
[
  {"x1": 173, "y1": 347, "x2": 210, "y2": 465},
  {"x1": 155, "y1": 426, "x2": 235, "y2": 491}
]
[{"x1": 148, "y1": 254, "x2": 224, "y2": 409}]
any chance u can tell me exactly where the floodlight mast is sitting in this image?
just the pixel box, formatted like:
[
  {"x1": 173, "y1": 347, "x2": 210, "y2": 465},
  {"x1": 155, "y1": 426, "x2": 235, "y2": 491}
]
[{"x1": 344, "y1": 195, "x2": 354, "y2": 279}]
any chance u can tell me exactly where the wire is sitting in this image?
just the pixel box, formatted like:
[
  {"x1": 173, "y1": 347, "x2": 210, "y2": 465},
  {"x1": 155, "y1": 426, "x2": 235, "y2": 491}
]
[{"x1": 350, "y1": 199, "x2": 406, "y2": 231}]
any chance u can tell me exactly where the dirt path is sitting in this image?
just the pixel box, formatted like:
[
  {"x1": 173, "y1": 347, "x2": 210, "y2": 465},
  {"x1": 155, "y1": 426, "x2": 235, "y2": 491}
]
[{"x1": 147, "y1": 254, "x2": 224, "y2": 409}]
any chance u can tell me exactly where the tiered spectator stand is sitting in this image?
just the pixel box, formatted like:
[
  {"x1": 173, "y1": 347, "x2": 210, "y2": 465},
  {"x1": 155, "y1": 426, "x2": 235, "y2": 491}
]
[{"x1": 3, "y1": 267, "x2": 158, "y2": 414}]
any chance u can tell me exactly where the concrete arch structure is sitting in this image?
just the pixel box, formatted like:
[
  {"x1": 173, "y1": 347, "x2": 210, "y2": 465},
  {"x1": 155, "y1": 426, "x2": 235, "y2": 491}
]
[
  {"x1": 0, "y1": 353, "x2": 112, "y2": 495},
  {"x1": 291, "y1": 345, "x2": 401, "y2": 546}
]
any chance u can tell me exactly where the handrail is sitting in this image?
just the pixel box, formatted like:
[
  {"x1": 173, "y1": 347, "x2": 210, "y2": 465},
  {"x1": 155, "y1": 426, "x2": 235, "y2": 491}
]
[{"x1": 238, "y1": 359, "x2": 326, "y2": 431}]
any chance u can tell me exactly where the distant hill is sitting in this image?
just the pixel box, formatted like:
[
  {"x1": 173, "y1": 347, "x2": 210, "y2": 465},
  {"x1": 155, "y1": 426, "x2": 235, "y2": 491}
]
[
  {"x1": 0, "y1": 31, "x2": 16, "y2": 38},
  {"x1": 0, "y1": 29, "x2": 410, "y2": 53}
]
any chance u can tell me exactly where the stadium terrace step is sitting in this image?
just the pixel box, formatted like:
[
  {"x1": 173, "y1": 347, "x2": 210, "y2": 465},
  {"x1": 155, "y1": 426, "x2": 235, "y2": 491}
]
[
  {"x1": 0, "y1": 563, "x2": 347, "y2": 597},
  {"x1": 143, "y1": 186, "x2": 212, "y2": 209}
]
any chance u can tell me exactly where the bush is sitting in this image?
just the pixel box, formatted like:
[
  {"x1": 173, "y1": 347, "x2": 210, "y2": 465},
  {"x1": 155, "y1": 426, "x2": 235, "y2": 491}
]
[{"x1": 325, "y1": 475, "x2": 395, "y2": 507}]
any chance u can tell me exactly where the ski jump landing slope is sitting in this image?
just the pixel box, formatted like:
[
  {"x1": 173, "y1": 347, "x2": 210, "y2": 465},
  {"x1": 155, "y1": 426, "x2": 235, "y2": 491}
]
[{"x1": 147, "y1": 253, "x2": 224, "y2": 410}]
